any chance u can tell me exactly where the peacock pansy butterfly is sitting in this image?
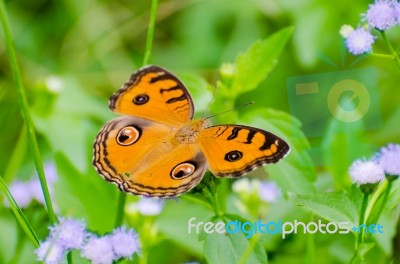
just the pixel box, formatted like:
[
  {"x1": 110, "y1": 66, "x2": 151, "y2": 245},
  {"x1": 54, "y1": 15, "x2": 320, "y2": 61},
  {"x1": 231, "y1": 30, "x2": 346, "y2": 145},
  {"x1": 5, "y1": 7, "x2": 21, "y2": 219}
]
[{"x1": 93, "y1": 66, "x2": 290, "y2": 197}]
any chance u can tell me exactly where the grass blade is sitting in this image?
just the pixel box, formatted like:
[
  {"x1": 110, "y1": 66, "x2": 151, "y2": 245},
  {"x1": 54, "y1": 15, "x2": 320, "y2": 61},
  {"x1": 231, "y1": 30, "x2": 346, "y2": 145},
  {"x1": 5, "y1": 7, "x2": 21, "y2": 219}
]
[
  {"x1": 0, "y1": 0, "x2": 57, "y2": 224},
  {"x1": 0, "y1": 176, "x2": 40, "y2": 248}
]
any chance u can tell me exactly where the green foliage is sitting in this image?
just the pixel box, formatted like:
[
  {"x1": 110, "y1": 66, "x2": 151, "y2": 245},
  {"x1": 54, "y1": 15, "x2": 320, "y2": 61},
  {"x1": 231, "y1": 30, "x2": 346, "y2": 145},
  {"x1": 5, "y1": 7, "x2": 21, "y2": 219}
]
[
  {"x1": 204, "y1": 232, "x2": 267, "y2": 264},
  {"x1": 230, "y1": 27, "x2": 294, "y2": 96},
  {"x1": 290, "y1": 191, "x2": 359, "y2": 227}
]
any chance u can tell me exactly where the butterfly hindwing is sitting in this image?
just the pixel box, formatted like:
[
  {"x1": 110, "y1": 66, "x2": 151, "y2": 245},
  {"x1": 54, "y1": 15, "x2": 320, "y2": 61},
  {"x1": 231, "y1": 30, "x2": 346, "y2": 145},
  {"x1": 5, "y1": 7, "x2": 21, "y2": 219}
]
[
  {"x1": 93, "y1": 116, "x2": 207, "y2": 197},
  {"x1": 196, "y1": 125, "x2": 290, "y2": 177},
  {"x1": 109, "y1": 66, "x2": 194, "y2": 126},
  {"x1": 122, "y1": 144, "x2": 207, "y2": 197}
]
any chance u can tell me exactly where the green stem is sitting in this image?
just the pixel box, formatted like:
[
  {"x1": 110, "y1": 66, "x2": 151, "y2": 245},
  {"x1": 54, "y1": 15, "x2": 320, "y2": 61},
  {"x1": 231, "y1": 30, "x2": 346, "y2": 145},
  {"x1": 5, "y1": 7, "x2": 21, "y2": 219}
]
[
  {"x1": 306, "y1": 214, "x2": 316, "y2": 264},
  {"x1": 364, "y1": 179, "x2": 389, "y2": 225},
  {"x1": 380, "y1": 31, "x2": 400, "y2": 70},
  {"x1": 212, "y1": 190, "x2": 223, "y2": 217},
  {"x1": 67, "y1": 252, "x2": 73, "y2": 264},
  {"x1": 370, "y1": 52, "x2": 395, "y2": 59},
  {"x1": 115, "y1": 191, "x2": 127, "y2": 227},
  {"x1": 0, "y1": 0, "x2": 57, "y2": 224},
  {"x1": 357, "y1": 193, "x2": 369, "y2": 245},
  {"x1": 237, "y1": 234, "x2": 261, "y2": 264},
  {"x1": 351, "y1": 192, "x2": 369, "y2": 264},
  {"x1": 142, "y1": 0, "x2": 159, "y2": 66},
  {"x1": 368, "y1": 179, "x2": 393, "y2": 225}
]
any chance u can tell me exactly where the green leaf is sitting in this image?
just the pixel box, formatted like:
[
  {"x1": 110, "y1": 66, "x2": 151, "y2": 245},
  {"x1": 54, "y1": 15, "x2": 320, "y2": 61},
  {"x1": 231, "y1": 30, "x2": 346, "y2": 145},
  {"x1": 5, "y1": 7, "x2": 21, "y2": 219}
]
[
  {"x1": 240, "y1": 108, "x2": 316, "y2": 194},
  {"x1": 177, "y1": 71, "x2": 213, "y2": 115},
  {"x1": 54, "y1": 153, "x2": 117, "y2": 233},
  {"x1": 230, "y1": 27, "x2": 294, "y2": 95},
  {"x1": 0, "y1": 176, "x2": 39, "y2": 248},
  {"x1": 204, "y1": 232, "x2": 267, "y2": 264},
  {"x1": 157, "y1": 198, "x2": 214, "y2": 258},
  {"x1": 289, "y1": 191, "x2": 358, "y2": 227}
]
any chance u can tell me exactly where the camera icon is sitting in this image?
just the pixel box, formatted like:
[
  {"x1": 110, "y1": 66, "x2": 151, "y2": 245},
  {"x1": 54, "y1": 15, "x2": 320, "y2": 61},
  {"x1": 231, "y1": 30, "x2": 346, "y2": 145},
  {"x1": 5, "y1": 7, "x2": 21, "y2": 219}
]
[{"x1": 287, "y1": 68, "x2": 381, "y2": 163}]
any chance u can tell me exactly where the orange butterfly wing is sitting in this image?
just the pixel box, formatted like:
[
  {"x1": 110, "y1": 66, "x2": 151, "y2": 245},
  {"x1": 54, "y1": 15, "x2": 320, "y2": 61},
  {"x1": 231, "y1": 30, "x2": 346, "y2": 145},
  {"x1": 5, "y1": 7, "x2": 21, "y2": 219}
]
[
  {"x1": 196, "y1": 125, "x2": 290, "y2": 177},
  {"x1": 109, "y1": 66, "x2": 194, "y2": 125},
  {"x1": 94, "y1": 65, "x2": 290, "y2": 197},
  {"x1": 93, "y1": 116, "x2": 207, "y2": 197}
]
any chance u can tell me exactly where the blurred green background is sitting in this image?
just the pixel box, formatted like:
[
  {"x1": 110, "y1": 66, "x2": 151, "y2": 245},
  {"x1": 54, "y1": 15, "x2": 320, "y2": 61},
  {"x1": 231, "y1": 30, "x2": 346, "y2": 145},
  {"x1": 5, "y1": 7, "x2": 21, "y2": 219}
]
[{"x1": 1, "y1": 0, "x2": 400, "y2": 263}]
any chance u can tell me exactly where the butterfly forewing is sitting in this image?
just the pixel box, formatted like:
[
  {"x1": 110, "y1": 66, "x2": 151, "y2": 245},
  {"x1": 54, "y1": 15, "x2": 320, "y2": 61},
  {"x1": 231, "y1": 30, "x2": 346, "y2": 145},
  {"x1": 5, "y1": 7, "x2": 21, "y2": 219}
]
[{"x1": 109, "y1": 66, "x2": 195, "y2": 126}]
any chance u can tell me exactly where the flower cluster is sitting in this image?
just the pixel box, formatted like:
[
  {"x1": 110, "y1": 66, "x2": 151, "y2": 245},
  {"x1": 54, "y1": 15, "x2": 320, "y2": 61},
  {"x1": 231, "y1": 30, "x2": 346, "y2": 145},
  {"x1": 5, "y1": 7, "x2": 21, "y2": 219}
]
[
  {"x1": 340, "y1": 0, "x2": 400, "y2": 55},
  {"x1": 35, "y1": 218, "x2": 140, "y2": 264},
  {"x1": 232, "y1": 178, "x2": 281, "y2": 203},
  {"x1": 349, "y1": 143, "x2": 400, "y2": 185},
  {"x1": 126, "y1": 197, "x2": 165, "y2": 216},
  {"x1": 81, "y1": 227, "x2": 140, "y2": 264},
  {"x1": 4, "y1": 163, "x2": 57, "y2": 208}
]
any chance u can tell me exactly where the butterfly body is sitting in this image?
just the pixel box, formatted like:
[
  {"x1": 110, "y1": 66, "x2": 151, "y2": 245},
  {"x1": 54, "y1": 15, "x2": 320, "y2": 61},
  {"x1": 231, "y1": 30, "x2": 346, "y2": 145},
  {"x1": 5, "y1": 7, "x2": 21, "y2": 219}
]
[{"x1": 93, "y1": 66, "x2": 290, "y2": 197}]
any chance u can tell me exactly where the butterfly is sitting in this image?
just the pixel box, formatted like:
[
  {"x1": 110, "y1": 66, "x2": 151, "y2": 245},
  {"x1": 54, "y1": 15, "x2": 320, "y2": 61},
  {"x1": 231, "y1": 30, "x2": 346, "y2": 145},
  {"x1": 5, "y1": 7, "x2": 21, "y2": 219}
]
[{"x1": 93, "y1": 66, "x2": 290, "y2": 197}]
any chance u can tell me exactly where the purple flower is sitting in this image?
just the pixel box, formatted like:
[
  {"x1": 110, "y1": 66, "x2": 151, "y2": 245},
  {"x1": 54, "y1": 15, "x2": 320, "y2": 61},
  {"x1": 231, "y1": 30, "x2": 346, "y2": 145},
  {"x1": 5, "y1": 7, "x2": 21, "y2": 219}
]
[
  {"x1": 29, "y1": 179, "x2": 48, "y2": 205},
  {"x1": 49, "y1": 218, "x2": 88, "y2": 250},
  {"x1": 349, "y1": 159, "x2": 385, "y2": 185},
  {"x1": 5, "y1": 180, "x2": 32, "y2": 208},
  {"x1": 35, "y1": 239, "x2": 65, "y2": 264},
  {"x1": 81, "y1": 235, "x2": 114, "y2": 264},
  {"x1": 4, "y1": 162, "x2": 58, "y2": 209},
  {"x1": 259, "y1": 181, "x2": 281, "y2": 203},
  {"x1": 365, "y1": 0, "x2": 397, "y2": 30},
  {"x1": 340, "y1": 25, "x2": 354, "y2": 38},
  {"x1": 136, "y1": 197, "x2": 164, "y2": 216},
  {"x1": 232, "y1": 178, "x2": 258, "y2": 193},
  {"x1": 376, "y1": 143, "x2": 400, "y2": 176},
  {"x1": 110, "y1": 227, "x2": 140, "y2": 259},
  {"x1": 43, "y1": 162, "x2": 58, "y2": 184},
  {"x1": 394, "y1": 2, "x2": 400, "y2": 24},
  {"x1": 345, "y1": 27, "x2": 376, "y2": 55}
]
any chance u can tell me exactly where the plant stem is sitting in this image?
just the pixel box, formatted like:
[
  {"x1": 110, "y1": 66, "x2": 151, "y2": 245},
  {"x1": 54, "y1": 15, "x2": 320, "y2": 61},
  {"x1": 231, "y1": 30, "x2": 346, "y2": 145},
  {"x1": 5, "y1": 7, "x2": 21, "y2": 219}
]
[
  {"x1": 358, "y1": 193, "x2": 369, "y2": 245},
  {"x1": 364, "y1": 179, "x2": 388, "y2": 225},
  {"x1": 306, "y1": 214, "x2": 316, "y2": 264},
  {"x1": 115, "y1": 191, "x2": 127, "y2": 227},
  {"x1": 0, "y1": 0, "x2": 57, "y2": 225},
  {"x1": 351, "y1": 192, "x2": 369, "y2": 264},
  {"x1": 212, "y1": 190, "x2": 223, "y2": 217},
  {"x1": 380, "y1": 31, "x2": 400, "y2": 70},
  {"x1": 143, "y1": 0, "x2": 159, "y2": 66},
  {"x1": 67, "y1": 252, "x2": 73, "y2": 264},
  {"x1": 237, "y1": 233, "x2": 261, "y2": 264},
  {"x1": 370, "y1": 52, "x2": 395, "y2": 59}
]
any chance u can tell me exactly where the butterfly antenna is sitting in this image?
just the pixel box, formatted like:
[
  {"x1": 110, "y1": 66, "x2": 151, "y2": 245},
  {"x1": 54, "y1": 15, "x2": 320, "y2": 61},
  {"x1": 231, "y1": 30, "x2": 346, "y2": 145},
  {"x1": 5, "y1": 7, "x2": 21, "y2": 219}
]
[
  {"x1": 201, "y1": 85, "x2": 219, "y2": 119},
  {"x1": 204, "y1": 101, "x2": 255, "y2": 120}
]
